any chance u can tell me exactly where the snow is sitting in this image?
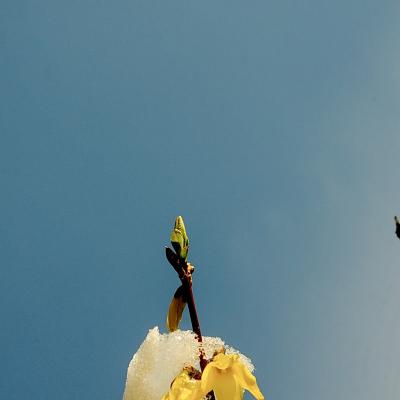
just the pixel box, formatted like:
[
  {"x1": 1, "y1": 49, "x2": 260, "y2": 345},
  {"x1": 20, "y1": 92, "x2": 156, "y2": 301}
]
[{"x1": 123, "y1": 327, "x2": 254, "y2": 400}]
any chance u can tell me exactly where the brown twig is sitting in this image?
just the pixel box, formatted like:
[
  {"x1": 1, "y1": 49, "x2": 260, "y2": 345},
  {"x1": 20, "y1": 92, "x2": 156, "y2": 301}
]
[
  {"x1": 165, "y1": 247, "x2": 208, "y2": 370},
  {"x1": 165, "y1": 247, "x2": 215, "y2": 399}
]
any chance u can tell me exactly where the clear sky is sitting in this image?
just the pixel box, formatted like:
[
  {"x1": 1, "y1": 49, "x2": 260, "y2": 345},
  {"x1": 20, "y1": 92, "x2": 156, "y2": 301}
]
[{"x1": 1, "y1": 1, "x2": 400, "y2": 399}]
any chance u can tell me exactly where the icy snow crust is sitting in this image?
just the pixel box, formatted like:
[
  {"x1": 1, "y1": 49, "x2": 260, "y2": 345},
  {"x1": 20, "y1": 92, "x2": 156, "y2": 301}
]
[{"x1": 123, "y1": 327, "x2": 254, "y2": 400}]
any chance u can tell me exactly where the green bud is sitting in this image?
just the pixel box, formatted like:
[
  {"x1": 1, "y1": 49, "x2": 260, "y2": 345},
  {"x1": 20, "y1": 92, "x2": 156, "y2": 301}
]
[{"x1": 170, "y1": 216, "x2": 189, "y2": 260}]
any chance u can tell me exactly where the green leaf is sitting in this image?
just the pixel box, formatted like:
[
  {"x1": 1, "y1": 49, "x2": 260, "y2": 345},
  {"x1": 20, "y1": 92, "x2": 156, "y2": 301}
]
[{"x1": 166, "y1": 285, "x2": 187, "y2": 332}]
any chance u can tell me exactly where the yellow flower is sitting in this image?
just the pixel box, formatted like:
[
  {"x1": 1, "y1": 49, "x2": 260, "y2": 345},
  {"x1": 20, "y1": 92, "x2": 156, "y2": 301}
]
[
  {"x1": 200, "y1": 352, "x2": 264, "y2": 400},
  {"x1": 161, "y1": 366, "x2": 202, "y2": 400},
  {"x1": 161, "y1": 352, "x2": 264, "y2": 400}
]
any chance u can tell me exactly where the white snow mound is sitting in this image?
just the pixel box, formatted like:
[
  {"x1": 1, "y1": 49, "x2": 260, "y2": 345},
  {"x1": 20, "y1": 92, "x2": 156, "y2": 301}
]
[{"x1": 122, "y1": 327, "x2": 254, "y2": 400}]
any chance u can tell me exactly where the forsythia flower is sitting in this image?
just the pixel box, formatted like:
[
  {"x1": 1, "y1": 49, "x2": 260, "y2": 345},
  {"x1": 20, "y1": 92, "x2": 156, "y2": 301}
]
[
  {"x1": 161, "y1": 351, "x2": 264, "y2": 400},
  {"x1": 200, "y1": 352, "x2": 264, "y2": 400},
  {"x1": 161, "y1": 366, "x2": 202, "y2": 400}
]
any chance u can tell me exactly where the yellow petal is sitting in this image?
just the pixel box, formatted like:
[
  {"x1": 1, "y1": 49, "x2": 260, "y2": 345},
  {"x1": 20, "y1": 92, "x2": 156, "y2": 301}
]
[
  {"x1": 162, "y1": 370, "x2": 202, "y2": 400},
  {"x1": 210, "y1": 353, "x2": 234, "y2": 370},
  {"x1": 207, "y1": 367, "x2": 241, "y2": 400},
  {"x1": 231, "y1": 357, "x2": 264, "y2": 400},
  {"x1": 199, "y1": 361, "x2": 217, "y2": 397},
  {"x1": 200, "y1": 353, "x2": 264, "y2": 400},
  {"x1": 166, "y1": 286, "x2": 186, "y2": 332},
  {"x1": 201, "y1": 355, "x2": 241, "y2": 400}
]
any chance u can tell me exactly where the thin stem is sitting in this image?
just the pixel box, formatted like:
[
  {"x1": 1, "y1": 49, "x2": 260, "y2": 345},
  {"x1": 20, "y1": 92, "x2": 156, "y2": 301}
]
[
  {"x1": 165, "y1": 247, "x2": 215, "y2": 399},
  {"x1": 180, "y1": 263, "x2": 215, "y2": 400},
  {"x1": 182, "y1": 276, "x2": 207, "y2": 371}
]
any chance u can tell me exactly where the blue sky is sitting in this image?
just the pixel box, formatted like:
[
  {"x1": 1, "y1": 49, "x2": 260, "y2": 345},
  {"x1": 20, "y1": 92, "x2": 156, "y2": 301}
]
[{"x1": 1, "y1": 1, "x2": 400, "y2": 399}]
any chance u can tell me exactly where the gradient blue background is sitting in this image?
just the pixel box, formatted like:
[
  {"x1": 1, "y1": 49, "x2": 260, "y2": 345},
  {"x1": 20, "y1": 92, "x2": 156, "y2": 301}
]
[{"x1": 1, "y1": 1, "x2": 400, "y2": 399}]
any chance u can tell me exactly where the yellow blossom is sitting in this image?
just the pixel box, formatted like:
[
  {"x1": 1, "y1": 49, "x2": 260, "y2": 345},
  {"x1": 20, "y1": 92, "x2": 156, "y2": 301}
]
[
  {"x1": 161, "y1": 352, "x2": 264, "y2": 400},
  {"x1": 200, "y1": 352, "x2": 264, "y2": 400},
  {"x1": 161, "y1": 367, "x2": 202, "y2": 400}
]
